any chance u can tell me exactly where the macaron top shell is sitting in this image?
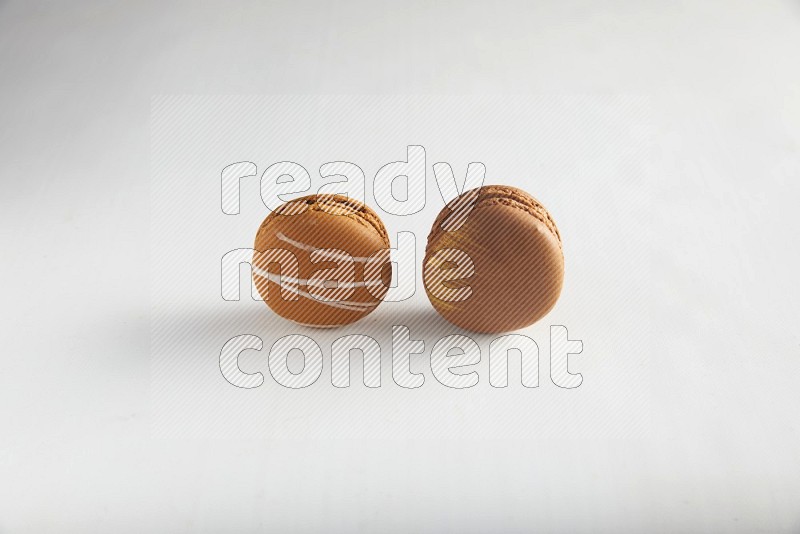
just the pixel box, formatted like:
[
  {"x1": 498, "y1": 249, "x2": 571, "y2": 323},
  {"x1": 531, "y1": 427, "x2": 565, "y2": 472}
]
[
  {"x1": 253, "y1": 194, "x2": 391, "y2": 327},
  {"x1": 259, "y1": 194, "x2": 390, "y2": 247},
  {"x1": 424, "y1": 185, "x2": 564, "y2": 333}
]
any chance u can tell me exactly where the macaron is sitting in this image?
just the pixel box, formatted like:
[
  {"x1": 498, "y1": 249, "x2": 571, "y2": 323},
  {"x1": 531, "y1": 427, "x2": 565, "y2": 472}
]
[
  {"x1": 423, "y1": 185, "x2": 563, "y2": 333},
  {"x1": 253, "y1": 194, "x2": 392, "y2": 327}
]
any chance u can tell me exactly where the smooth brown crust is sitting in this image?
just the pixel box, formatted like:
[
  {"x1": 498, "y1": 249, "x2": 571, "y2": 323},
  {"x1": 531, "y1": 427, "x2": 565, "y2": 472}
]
[
  {"x1": 259, "y1": 194, "x2": 389, "y2": 246},
  {"x1": 423, "y1": 184, "x2": 564, "y2": 333},
  {"x1": 427, "y1": 185, "x2": 561, "y2": 250},
  {"x1": 253, "y1": 193, "x2": 391, "y2": 327}
]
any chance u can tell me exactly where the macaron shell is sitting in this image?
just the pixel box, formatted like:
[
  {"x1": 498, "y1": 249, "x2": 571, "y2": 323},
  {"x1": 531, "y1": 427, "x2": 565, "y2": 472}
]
[
  {"x1": 428, "y1": 184, "x2": 561, "y2": 247},
  {"x1": 424, "y1": 188, "x2": 564, "y2": 333},
  {"x1": 253, "y1": 196, "x2": 391, "y2": 327}
]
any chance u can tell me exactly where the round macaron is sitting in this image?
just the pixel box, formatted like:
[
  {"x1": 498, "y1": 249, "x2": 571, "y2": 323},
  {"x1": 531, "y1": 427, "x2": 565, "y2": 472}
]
[
  {"x1": 253, "y1": 194, "x2": 392, "y2": 327},
  {"x1": 423, "y1": 185, "x2": 563, "y2": 333}
]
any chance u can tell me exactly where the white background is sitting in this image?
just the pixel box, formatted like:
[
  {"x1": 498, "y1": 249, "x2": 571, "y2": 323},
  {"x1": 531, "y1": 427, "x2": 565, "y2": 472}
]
[
  {"x1": 1, "y1": 1, "x2": 799, "y2": 532},
  {"x1": 150, "y1": 94, "x2": 651, "y2": 441}
]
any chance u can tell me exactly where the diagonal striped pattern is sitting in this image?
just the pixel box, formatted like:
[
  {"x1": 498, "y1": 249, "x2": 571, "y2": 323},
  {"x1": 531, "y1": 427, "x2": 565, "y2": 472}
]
[
  {"x1": 151, "y1": 94, "x2": 652, "y2": 442},
  {"x1": 434, "y1": 163, "x2": 486, "y2": 232},
  {"x1": 549, "y1": 325, "x2": 584, "y2": 388},
  {"x1": 268, "y1": 335, "x2": 324, "y2": 389},
  {"x1": 488, "y1": 334, "x2": 540, "y2": 388},
  {"x1": 219, "y1": 334, "x2": 265, "y2": 389},
  {"x1": 330, "y1": 334, "x2": 382, "y2": 388},
  {"x1": 221, "y1": 161, "x2": 258, "y2": 215},
  {"x1": 422, "y1": 247, "x2": 475, "y2": 303},
  {"x1": 430, "y1": 334, "x2": 481, "y2": 388}
]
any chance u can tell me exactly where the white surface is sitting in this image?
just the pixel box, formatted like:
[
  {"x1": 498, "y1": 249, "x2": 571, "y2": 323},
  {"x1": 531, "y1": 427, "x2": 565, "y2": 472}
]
[
  {"x1": 150, "y1": 94, "x2": 652, "y2": 441},
  {"x1": 1, "y1": 1, "x2": 799, "y2": 532}
]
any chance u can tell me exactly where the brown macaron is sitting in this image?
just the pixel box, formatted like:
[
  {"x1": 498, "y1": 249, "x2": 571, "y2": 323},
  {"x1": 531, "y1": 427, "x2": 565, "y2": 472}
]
[
  {"x1": 423, "y1": 185, "x2": 564, "y2": 333},
  {"x1": 253, "y1": 194, "x2": 392, "y2": 327}
]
